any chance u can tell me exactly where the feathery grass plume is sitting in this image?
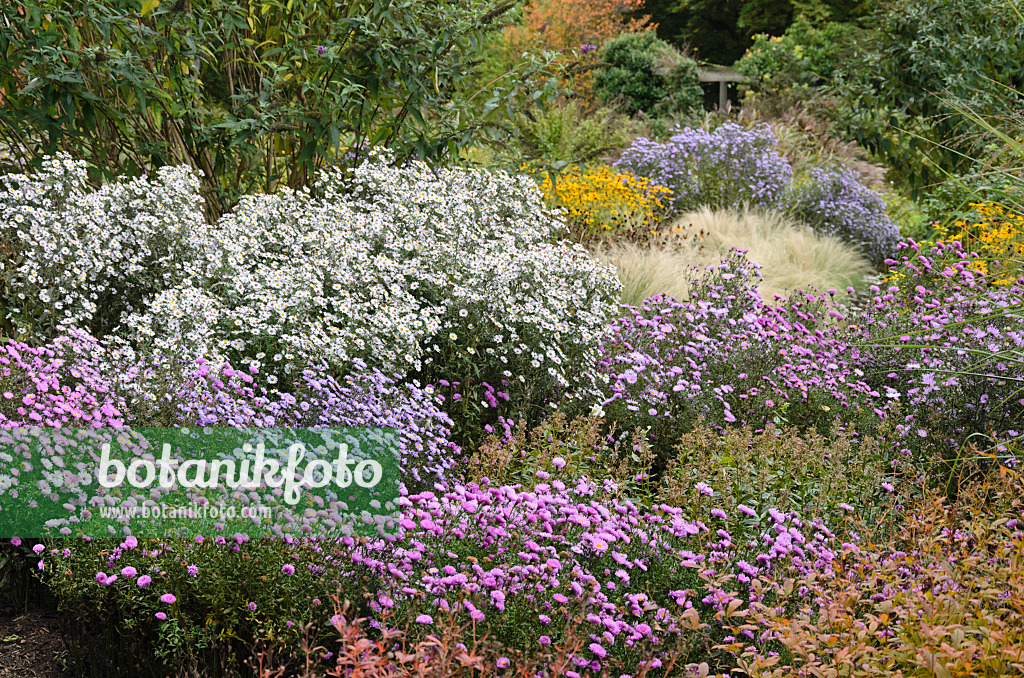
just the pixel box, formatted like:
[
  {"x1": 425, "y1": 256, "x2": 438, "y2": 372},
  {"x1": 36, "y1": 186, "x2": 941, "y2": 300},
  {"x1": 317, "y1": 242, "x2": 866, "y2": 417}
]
[{"x1": 595, "y1": 206, "x2": 872, "y2": 306}]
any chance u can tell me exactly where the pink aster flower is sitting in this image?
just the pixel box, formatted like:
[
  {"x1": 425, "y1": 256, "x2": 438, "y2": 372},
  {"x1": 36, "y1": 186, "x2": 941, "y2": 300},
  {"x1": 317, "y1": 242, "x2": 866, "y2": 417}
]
[
  {"x1": 137, "y1": 575, "x2": 152, "y2": 588},
  {"x1": 415, "y1": 614, "x2": 433, "y2": 624},
  {"x1": 160, "y1": 593, "x2": 176, "y2": 604},
  {"x1": 155, "y1": 612, "x2": 167, "y2": 621}
]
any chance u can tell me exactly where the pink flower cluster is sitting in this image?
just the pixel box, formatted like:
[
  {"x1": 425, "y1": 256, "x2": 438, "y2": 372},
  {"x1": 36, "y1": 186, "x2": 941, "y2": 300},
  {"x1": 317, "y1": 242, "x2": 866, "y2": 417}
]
[
  {"x1": 0, "y1": 330, "x2": 131, "y2": 427},
  {"x1": 346, "y1": 476, "x2": 845, "y2": 667}
]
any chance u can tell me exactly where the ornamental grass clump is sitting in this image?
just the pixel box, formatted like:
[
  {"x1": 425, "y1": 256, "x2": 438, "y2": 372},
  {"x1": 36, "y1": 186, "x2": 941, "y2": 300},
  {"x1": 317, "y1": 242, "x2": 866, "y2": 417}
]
[
  {"x1": 597, "y1": 205, "x2": 872, "y2": 305},
  {"x1": 613, "y1": 122, "x2": 793, "y2": 214}
]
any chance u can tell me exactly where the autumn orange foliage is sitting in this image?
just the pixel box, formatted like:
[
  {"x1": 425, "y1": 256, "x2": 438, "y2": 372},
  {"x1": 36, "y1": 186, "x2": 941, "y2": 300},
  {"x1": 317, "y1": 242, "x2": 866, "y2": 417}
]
[{"x1": 505, "y1": 0, "x2": 653, "y2": 53}]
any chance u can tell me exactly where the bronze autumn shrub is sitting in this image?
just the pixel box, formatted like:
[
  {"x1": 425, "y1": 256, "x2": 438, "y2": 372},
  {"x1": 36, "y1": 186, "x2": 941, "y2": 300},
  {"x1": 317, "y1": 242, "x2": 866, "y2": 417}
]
[
  {"x1": 505, "y1": 0, "x2": 653, "y2": 54},
  {"x1": 715, "y1": 475, "x2": 1024, "y2": 677}
]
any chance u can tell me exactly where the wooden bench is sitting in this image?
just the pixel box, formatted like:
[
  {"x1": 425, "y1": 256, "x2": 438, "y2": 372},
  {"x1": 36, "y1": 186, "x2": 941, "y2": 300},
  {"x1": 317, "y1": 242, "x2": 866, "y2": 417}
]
[{"x1": 698, "y1": 66, "x2": 750, "y2": 111}]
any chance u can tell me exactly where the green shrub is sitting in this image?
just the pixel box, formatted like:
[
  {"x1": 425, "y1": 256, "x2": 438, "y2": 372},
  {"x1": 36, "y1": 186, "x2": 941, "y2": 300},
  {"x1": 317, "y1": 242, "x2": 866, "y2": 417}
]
[
  {"x1": 735, "y1": 17, "x2": 864, "y2": 114},
  {"x1": 0, "y1": 0, "x2": 564, "y2": 219},
  {"x1": 469, "y1": 412, "x2": 658, "y2": 498},
  {"x1": 511, "y1": 100, "x2": 640, "y2": 170},
  {"x1": 39, "y1": 536, "x2": 365, "y2": 676},
  {"x1": 661, "y1": 422, "x2": 914, "y2": 542},
  {"x1": 593, "y1": 31, "x2": 704, "y2": 117},
  {"x1": 827, "y1": 0, "x2": 1024, "y2": 191}
]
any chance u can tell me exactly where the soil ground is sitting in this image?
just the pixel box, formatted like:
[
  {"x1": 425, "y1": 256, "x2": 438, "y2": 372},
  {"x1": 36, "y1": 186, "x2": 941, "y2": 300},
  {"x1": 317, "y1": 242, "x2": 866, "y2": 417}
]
[{"x1": 0, "y1": 608, "x2": 65, "y2": 677}]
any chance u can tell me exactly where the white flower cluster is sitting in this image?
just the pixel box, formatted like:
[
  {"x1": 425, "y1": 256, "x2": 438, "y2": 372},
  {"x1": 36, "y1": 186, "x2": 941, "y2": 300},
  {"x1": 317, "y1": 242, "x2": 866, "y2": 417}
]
[
  {"x1": 2, "y1": 154, "x2": 621, "y2": 398},
  {"x1": 0, "y1": 154, "x2": 205, "y2": 337}
]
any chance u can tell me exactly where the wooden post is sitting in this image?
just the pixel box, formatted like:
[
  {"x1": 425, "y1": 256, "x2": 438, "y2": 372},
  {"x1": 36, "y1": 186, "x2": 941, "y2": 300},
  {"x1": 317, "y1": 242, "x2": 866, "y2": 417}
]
[{"x1": 698, "y1": 66, "x2": 749, "y2": 111}]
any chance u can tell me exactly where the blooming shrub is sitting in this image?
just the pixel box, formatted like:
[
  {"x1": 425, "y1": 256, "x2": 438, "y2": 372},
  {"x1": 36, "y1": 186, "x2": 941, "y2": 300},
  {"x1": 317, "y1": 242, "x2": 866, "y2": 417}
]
[
  {"x1": 124, "y1": 155, "x2": 620, "y2": 433},
  {"x1": 597, "y1": 241, "x2": 1023, "y2": 465},
  {"x1": 0, "y1": 330, "x2": 458, "y2": 485},
  {"x1": 0, "y1": 154, "x2": 205, "y2": 340},
  {"x1": 614, "y1": 122, "x2": 793, "y2": 214},
  {"x1": 856, "y1": 239, "x2": 1024, "y2": 466},
  {"x1": 787, "y1": 164, "x2": 900, "y2": 264},
  {"x1": 0, "y1": 155, "x2": 620, "y2": 449},
  {"x1": 171, "y1": 360, "x2": 459, "y2": 486},
  {"x1": 597, "y1": 254, "x2": 878, "y2": 460},
  {"x1": 0, "y1": 330, "x2": 132, "y2": 427},
  {"x1": 932, "y1": 202, "x2": 1024, "y2": 285},
  {"x1": 473, "y1": 413, "x2": 910, "y2": 547},
  {"x1": 28, "y1": 471, "x2": 855, "y2": 675},
  {"x1": 36, "y1": 534, "x2": 355, "y2": 674},
  {"x1": 536, "y1": 166, "x2": 672, "y2": 240}
]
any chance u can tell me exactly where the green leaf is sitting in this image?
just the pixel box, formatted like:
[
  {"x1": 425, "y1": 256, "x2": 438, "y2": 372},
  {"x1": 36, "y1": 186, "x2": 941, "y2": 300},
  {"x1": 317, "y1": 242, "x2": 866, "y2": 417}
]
[{"x1": 141, "y1": 0, "x2": 161, "y2": 16}]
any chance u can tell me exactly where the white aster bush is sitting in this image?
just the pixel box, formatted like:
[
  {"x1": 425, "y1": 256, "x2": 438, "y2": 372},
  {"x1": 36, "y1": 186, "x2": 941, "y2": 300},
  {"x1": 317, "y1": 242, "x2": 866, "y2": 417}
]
[
  {"x1": 0, "y1": 154, "x2": 205, "y2": 338},
  {"x1": 2, "y1": 153, "x2": 621, "y2": 423}
]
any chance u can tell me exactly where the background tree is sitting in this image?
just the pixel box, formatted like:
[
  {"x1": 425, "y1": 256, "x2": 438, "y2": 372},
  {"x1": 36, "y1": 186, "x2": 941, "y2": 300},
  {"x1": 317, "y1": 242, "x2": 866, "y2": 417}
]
[
  {"x1": 504, "y1": 0, "x2": 653, "y2": 53},
  {"x1": 639, "y1": 0, "x2": 877, "y2": 64},
  {"x1": 0, "y1": 0, "x2": 564, "y2": 219}
]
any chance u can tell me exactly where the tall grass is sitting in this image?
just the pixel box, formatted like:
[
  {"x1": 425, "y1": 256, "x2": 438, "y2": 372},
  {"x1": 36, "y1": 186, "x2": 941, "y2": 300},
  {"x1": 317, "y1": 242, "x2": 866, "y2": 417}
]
[{"x1": 595, "y1": 206, "x2": 873, "y2": 306}]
